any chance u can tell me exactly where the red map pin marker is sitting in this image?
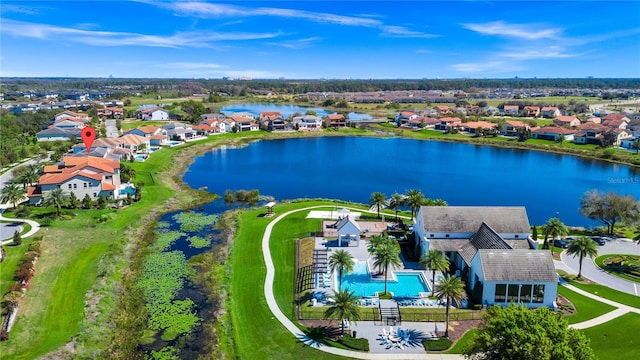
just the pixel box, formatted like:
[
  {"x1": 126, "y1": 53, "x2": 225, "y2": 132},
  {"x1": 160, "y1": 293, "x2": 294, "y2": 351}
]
[{"x1": 81, "y1": 126, "x2": 96, "y2": 154}]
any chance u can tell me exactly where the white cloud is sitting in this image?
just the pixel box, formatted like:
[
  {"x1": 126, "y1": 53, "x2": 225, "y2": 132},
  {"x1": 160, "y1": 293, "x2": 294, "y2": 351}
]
[
  {"x1": 461, "y1": 21, "x2": 561, "y2": 40},
  {"x1": 264, "y1": 37, "x2": 322, "y2": 49},
  {"x1": 500, "y1": 48, "x2": 581, "y2": 60},
  {"x1": 451, "y1": 61, "x2": 522, "y2": 73},
  {"x1": 381, "y1": 26, "x2": 439, "y2": 38},
  {"x1": 0, "y1": 19, "x2": 283, "y2": 48},
  {"x1": 165, "y1": 1, "x2": 381, "y2": 27}
]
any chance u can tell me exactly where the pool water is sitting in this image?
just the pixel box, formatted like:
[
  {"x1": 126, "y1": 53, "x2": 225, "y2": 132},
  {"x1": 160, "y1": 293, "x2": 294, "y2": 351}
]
[{"x1": 340, "y1": 261, "x2": 430, "y2": 297}]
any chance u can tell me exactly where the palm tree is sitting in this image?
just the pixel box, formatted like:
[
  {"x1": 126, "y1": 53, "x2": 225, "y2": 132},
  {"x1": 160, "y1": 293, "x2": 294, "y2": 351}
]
[
  {"x1": 544, "y1": 217, "x2": 569, "y2": 252},
  {"x1": 0, "y1": 183, "x2": 26, "y2": 209},
  {"x1": 434, "y1": 275, "x2": 465, "y2": 338},
  {"x1": 369, "y1": 192, "x2": 386, "y2": 219},
  {"x1": 567, "y1": 236, "x2": 599, "y2": 279},
  {"x1": 367, "y1": 234, "x2": 387, "y2": 256},
  {"x1": 13, "y1": 164, "x2": 40, "y2": 189},
  {"x1": 44, "y1": 188, "x2": 68, "y2": 216},
  {"x1": 372, "y1": 240, "x2": 402, "y2": 295},
  {"x1": 389, "y1": 192, "x2": 405, "y2": 220},
  {"x1": 328, "y1": 250, "x2": 355, "y2": 289},
  {"x1": 324, "y1": 289, "x2": 361, "y2": 335},
  {"x1": 419, "y1": 249, "x2": 450, "y2": 288},
  {"x1": 405, "y1": 189, "x2": 425, "y2": 219}
]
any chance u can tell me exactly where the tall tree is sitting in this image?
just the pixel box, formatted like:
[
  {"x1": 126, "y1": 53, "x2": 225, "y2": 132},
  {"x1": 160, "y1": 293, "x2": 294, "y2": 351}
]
[
  {"x1": 434, "y1": 274, "x2": 465, "y2": 338},
  {"x1": 579, "y1": 190, "x2": 640, "y2": 235},
  {"x1": 388, "y1": 192, "x2": 405, "y2": 220},
  {"x1": 419, "y1": 249, "x2": 450, "y2": 288},
  {"x1": 328, "y1": 249, "x2": 355, "y2": 289},
  {"x1": 43, "y1": 188, "x2": 68, "y2": 216},
  {"x1": 566, "y1": 236, "x2": 599, "y2": 279},
  {"x1": 324, "y1": 289, "x2": 361, "y2": 335},
  {"x1": 465, "y1": 303, "x2": 596, "y2": 360},
  {"x1": 544, "y1": 217, "x2": 569, "y2": 252},
  {"x1": 405, "y1": 189, "x2": 425, "y2": 219},
  {"x1": 369, "y1": 192, "x2": 386, "y2": 219},
  {"x1": 0, "y1": 183, "x2": 26, "y2": 209},
  {"x1": 372, "y1": 240, "x2": 402, "y2": 295}
]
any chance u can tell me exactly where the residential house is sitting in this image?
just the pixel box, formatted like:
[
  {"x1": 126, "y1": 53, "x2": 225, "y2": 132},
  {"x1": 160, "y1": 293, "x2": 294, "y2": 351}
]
[
  {"x1": 149, "y1": 134, "x2": 170, "y2": 146},
  {"x1": 602, "y1": 113, "x2": 631, "y2": 124},
  {"x1": 36, "y1": 127, "x2": 82, "y2": 141},
  {"x1": 573, "y1": 123, "x2": 606, "y2": 145},
  {"x1": 435, "y1": 105, "x2": 450, "y2": 114},
  {"x1": 55, "y1": 110, "x2": 90, "y2": 123},
  {"x1": 602, "y1": 117, "x2": 628, "y2": 130},
  {"x1": 118, "y1": 134, "x2": 150, "y2": 153},
  {"x1": 292, "y1": 115, "x2": 322, "y2": 130},
  {"x1": 97, "y1": 107, "x2": 124, "y2": 119},
  {"x1": 620, "y1": 137, "x2": 640, "y2": 151},
  {"x1": 608, "y1": 129, "x2": 633, "y2": 146},
  {"x1": 531, "y1": 126, "x2": 576, "y2": 141},
  {"x1": 436, "y1": 117, "x2": 462, "y2": 131},
  {"x1": 413, "y1": 206, "x2": 556, "y2": 309},
  {"x1": 400, "y1": 116, "x2": 439, "y2": 129},
  {"x1": 28, "y1": 156, "x2": 122, "y2": 204},
  {"x1": 325, "y1": 113, "x2": 347, "y2": 128},
  {"x1": 584, "y1": 116, "x2": 601, "y2": 124},
  {"x1": 231, "y1": 117, "x2": 260, "y2": 132},
  {"x1": 503, "y1": 105, "x2": 520, "y2": 116},
  {"x1": 523, "y1": 106, "x2": 540, "y2": 117},
  {"x1": 137, "y1": 107, "x2": 170, "y2": 121},
  {"x1": 192, "y1": 124, "x2": 216, "y2": 136},
  {"x1": 459, "y1": 121, "x2": 496, "y2": 134},
  {"x1": 483, "y1": 106, "x2": 499, "y2": 116},
  {"x1": 395, "y1": 111, "x2": 418, "y2": 124},
  {"x1": 502, "y1": 120, "x2": 530, "y2": 136},
  {"x1": 124, "y1": 125, "x2": 166, "y2": 138},
  {"x1": 51, "y1": 119, "x2": 86, "y2": 130},
  {"x1": 163, "y1": 122, "x2": 197, "y2": 139},
  {"x1": 553, "y1": 115, "x2": 581, "y2": 128},
  {"x1": 541, "y1": 106, "x2": 561, "y2": 118},
  {"x1": 259, "y1": 111, "x2": 284, "y2": 125},
  {"x1": 200, "y1": 113, "x2": 226, "y2": 122}
]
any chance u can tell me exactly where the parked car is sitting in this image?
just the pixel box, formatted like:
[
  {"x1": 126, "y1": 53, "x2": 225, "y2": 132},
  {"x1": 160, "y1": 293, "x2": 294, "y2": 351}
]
[
  {"x1": 591, "y1": 236, "x2": 606, "y2": 246},
  {"x1": 553, "y1": 239, "x2": 568, "y2": 249}
]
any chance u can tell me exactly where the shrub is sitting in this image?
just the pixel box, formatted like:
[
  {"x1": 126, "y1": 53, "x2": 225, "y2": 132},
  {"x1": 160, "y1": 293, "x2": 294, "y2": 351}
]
[
  {"x1": 15, "y1": 206, "x2": 31, "y2": 218},
  {"x1": 423, "y1": 337, "x2": 453, "y2": 351},
  {"x1": 338, "y1": 334, "x2": 369, "y2": 351}
]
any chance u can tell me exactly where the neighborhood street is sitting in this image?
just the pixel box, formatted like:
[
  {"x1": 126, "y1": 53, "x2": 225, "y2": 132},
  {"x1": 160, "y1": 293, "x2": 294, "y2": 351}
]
[{"x1": 560, "y1": 238, "x2": 640, "y2": 296}]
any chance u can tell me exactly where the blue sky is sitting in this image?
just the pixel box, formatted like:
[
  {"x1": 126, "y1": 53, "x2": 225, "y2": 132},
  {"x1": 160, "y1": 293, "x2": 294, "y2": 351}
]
[{"x1": 1, "y1": 1, "x2": 639, "y2": 79}]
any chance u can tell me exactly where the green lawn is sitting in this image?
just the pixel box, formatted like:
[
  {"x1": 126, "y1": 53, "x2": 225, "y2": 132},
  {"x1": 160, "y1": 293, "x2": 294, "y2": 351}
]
[
  {"x1": 567, "y1": 280, "x2": 640, "y2": 309},
  {"x1": 582, "y1": 313, "x2": 640, "y2": 360},
  {"x1": 446, "y1": 328, "x2": 478, "y2": 354},
  {"x1": 557, "y1": 286, "x2": 616, "y2": 324},
  {"x1": 0, "y1": 236, "x2": 38, "y2": 296},
  {"x1": 594, "y1": 254, "x2": 640, "y2": 282}
]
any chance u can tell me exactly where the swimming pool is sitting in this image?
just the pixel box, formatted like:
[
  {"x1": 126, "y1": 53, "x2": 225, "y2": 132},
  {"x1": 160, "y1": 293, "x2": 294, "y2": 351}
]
[{"x1": 340, "y1": 261, "x2": 430, "y2": 297}]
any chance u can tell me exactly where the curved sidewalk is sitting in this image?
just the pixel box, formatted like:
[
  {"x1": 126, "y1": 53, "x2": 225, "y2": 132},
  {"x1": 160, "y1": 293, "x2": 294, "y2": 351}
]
[
  {"x1": 0, "y1": 207, "x2": 41, "y2": 244},
  {"x1": 261, "y1": 205, "x2": 464, "y2": 360},
  {"x1": 562, "y1": 282, "x2": 640, "y2": 330}
]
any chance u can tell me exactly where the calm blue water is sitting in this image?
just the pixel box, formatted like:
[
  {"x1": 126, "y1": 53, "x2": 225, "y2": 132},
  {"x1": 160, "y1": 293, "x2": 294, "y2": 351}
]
[
  {"x1": 341, "y1": 262, "x2": 430, "y2": 297},
  {"x1": 220, "y1": 103, "x2": 372, "y2": 120},
  {"x1": 184, "y1": 137, "x2": 640, "y2": 226}
]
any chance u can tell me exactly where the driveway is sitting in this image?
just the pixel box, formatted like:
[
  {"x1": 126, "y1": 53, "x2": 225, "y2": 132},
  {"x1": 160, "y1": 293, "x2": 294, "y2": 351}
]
[{"x1": 560, "y1": 238, "x2": 640, "y2": 296}]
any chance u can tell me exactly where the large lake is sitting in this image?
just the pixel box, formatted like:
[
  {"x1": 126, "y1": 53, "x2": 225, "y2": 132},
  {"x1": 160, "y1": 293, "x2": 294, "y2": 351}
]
[
  {"x1": 184, "y1": 137, "x2": 640, "y2": 227},
  {"x1": 220, "y1": 103, "x2": 372, "y2": 120}
]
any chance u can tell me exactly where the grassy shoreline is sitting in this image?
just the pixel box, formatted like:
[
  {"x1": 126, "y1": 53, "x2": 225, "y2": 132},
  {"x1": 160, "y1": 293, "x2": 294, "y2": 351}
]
[{"x1": 0, "y1": 126, "x2": 638, "y2": 358}]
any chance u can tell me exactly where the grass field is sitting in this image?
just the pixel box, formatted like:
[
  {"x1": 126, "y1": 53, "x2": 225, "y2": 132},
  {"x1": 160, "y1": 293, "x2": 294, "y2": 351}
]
[
  {"x1": 557, "y1": 286, "x2": 616, "y2": 324},
  {"x1": 567, "y1": 280, "x2": 640, "y2": 309},
  {"x1": 582, "y1": 313, "x2": 640, "y2": 360}
]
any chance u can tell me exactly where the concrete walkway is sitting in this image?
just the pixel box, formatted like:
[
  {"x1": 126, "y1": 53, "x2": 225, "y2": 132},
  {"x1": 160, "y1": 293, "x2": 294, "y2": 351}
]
[
  {"x1": 261, "y1": 205, "x2": 464, "y2": 359},
  {"x1": 0, "y1": 206, "x2": 41, "y2": 244},
  {"x1": 562, "y1": 281, "x2": 640, "y2": 330}
]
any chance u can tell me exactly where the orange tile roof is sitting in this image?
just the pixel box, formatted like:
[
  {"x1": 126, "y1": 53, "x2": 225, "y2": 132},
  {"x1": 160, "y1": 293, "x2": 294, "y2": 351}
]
[
  {"x1": 505, "y1": 120, "x2": 528, "y2": 127},
  {"x1": 39, "y1": 170, "x2": 103, "y2": 185},
  {"x1": 555, "y1": 116, "x2": 578, "y2": 122},
  {"x1": 440, "y1": 117, "x2": 462, "y2": 123},
  {"x1": 43, "y1": 165, "x2": 62, "y2": 173},
  {"x1": 134, "y1": 125, "x2": 160, "y2": 134},
  {"x1": 462, "y1": 121, "x2": 496, "y2": 129},
  {"x1": 118, "y1": 134, "x2": 148, "y2": 146},
  {"x1": 532, "y1": 126, "x2": 576, "y2": 135},
  {"x1": 102, "y1": 182, "x2": 115, "y2": 191},
  {"x1": 150, "y1": 134, "x2": 168, "y2": 140},
  {"x1": 327, "y1": 114, "x2": 345, "y2": 120},
  {"x1": 27, "y1": 186, "x2": 42, "y2": 197},
  {"x1": 63, "y1": 156, "x2": 120, "y2": 172},
  {"x1": 193, "y1": 124, "x2": 214, "y2": 131}
]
